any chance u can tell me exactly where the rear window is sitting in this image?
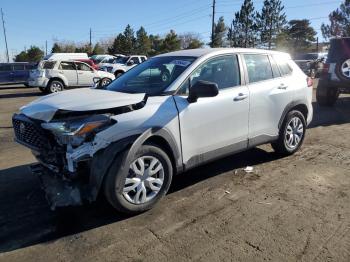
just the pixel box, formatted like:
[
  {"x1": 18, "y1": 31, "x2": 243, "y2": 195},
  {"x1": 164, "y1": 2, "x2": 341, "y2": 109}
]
[
  {"x1": 42, "y1": 61, "x2": 56, "y2": 69},
  {"x1": 244, "y1": 54, "x2": 273, "y2": 83},
  {"x1": 13, "y1": 64, "x2": 25, "y2": 71},
  {"x1": 0, "y1": 64, "x2": 12, "y2": 72}
]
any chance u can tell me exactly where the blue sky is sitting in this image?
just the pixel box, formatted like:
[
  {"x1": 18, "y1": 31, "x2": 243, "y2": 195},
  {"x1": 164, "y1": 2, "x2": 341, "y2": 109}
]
[{"x1": 0, "y1": 0, "x2": 342, "y2": 60}]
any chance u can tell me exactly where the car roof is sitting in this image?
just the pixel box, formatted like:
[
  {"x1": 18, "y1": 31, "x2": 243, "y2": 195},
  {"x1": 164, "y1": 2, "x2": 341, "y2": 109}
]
[{"x1": 155, "y1": 48, "x2": 289, "y2": 58}]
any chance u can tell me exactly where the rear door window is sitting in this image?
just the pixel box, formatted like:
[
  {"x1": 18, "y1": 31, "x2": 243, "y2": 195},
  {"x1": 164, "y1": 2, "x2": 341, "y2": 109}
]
[
  {"x1": 76, "y1": 62, "x2": 92, "y2": 71},
  {"x1": 59, "y1": 62, "x2": 76, "y2": 70},
  {"x1": 243, "y1": 54, "x2": 273, "y2": 83},
  {"x1": 269, "y1": 56, "x2": 281, "y2": 78},
  {"x1": 0, "y1": 64, "x2": 12, "y2": 72},
  {"x1": 13, "y1": 64, "x2": 25, "y2": 71}
]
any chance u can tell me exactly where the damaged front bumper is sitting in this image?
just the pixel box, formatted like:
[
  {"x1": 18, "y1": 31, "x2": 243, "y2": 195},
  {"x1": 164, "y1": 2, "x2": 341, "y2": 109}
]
[{"x1": 31, "y1": 163, "x2": 89, "y2": 210}]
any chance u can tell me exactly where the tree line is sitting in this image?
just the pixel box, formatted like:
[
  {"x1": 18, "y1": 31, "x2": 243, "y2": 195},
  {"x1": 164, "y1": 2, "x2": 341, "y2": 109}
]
[{"x1": 14, "y1": 0, "x2": 350, "y2": 62}]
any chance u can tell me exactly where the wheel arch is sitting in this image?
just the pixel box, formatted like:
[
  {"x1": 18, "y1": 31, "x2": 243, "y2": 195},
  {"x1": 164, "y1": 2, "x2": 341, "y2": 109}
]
[
  {"x1": 88, "y1": 128, "x2": 183, "y2": 201},
  {"x1": 47, "y1": 77, "x2": 66, "y2": 87},
  {"x1": 278, "y1": 100, "x2": 308, "y2": 130}
]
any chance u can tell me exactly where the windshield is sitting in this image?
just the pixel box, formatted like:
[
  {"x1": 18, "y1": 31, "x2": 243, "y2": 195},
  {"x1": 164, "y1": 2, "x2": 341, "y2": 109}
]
[{"x1": 107, "y1": 56, "x2": 196, "y2": 95}]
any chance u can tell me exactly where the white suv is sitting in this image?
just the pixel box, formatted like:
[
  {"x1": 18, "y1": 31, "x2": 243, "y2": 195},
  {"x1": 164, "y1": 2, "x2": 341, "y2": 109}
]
[
  {"x1": 13, "y1": 48, "x2": 313, "y2": 213},
  {"x1": 99, "y1": 55, "x2": 147, "y2": 77},
  {"x1": 28, "y1": 60, "x2": 115, "y2": 93}
]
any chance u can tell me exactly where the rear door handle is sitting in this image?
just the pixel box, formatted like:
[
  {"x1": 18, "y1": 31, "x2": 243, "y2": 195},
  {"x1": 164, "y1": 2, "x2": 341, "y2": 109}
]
[
  {"x1": 278, "y1": 84, "x2": 288, "y2": 90},
  {"x1": 234, "y1": 93, "x2": 248, "y2": 101}
]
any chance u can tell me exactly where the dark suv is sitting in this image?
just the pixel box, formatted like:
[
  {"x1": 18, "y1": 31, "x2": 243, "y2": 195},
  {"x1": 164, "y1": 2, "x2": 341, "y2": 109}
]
[
  {"x1": 316, "y1": 38, "x2": 350, "y2": 106},
  {"x1": 0, "y1": 62, "x2": 36, "y2": 86}
]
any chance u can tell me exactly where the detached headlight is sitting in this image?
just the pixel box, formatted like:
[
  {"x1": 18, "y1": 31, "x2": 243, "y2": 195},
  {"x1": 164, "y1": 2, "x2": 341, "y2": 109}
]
[{"x1": 41, "y1": 115, "x2": 113, "y2": 145}]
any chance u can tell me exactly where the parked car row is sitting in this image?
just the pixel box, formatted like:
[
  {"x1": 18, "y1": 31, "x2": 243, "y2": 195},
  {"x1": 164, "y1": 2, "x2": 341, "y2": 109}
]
[
  {"x1": 0, "y1": 52, "x2": 148, "y2": 93},
  {"x1": 28, "y1": 60, "x2": 115, "y2": 93}
]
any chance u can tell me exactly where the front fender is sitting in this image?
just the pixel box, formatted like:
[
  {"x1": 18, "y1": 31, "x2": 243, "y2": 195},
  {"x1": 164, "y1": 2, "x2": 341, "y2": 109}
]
[{"x1": 88, "y1": 128, "x2": 183, "y2": 201}]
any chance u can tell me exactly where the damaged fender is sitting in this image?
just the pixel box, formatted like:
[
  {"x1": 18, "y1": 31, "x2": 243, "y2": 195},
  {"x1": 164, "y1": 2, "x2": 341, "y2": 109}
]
[{"x1": 88, "y1": 127, "x2": 183, "y2": 201}]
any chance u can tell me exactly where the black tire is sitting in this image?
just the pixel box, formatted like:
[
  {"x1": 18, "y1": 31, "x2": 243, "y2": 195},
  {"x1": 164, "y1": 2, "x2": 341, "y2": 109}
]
[
  {"x1": 47, "y1": 80, "x2": 64, "y2": 93},
  {"x1": 104, "y1": 144, "x2": 173, "y2": 214},
  {"x1": 100, "y1": 77, "x2": 112, "y2": 87},
  {"x1": 316, "y1": 81, "x2": 339, "y2": 107},
  {"x1": 271, "y1": 110, "x2": 306, "y2": 156}
]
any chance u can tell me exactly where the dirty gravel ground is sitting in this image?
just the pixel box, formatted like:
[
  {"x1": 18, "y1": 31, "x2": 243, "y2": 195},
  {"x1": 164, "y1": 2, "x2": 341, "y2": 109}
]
[{"x1": 0, "y1": 85, "x2": 349, "y2": 262}]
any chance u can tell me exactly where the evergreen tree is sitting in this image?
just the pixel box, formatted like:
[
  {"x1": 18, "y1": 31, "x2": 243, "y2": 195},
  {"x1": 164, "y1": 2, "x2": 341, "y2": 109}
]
[
  {"x1": 286, "y1": 20, "x2": 316, "y2": 53},
  {"x1": 234, "y1": 0, "x2": 257, "y2": 47},
  {"x1": 123, "y1": 24, "x2": 136, "y2": 54},
  {"x1": 149, "y1": 34, "x2": 164, "y2": 56},
  {"x1": 108, "y1": 33, "x2": 126, "y2": 54},
  {"x1": 210, "y1": 16, "x2": 227, "y2": 47},
  {"x1": 321, "y1": 0, "x2": 350, "y2": 39},
  {"x1": 257, "y1": 0, "x2": 286, "y2": 49},
  {"x1": 135, "y1": 26, "x2": 151, "y2": 55},
  {"x1": 15, "y1": 46, "x2": 44, "y2": 62},
  {"x1": 51, "y1": 43, "x2": 62, "y2": 53},
  {"x1": 160, "y1": 30, "x2": 181, "y2": 53},
  {"x1": 92, "y1": 43, "x2": 105, "y2": 55}
]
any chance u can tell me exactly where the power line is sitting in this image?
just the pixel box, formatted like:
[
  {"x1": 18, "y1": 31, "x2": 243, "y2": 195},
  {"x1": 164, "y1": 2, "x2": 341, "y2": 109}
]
[{"x1": 1, "y1": 8, "x2": 9, "y2": 63}]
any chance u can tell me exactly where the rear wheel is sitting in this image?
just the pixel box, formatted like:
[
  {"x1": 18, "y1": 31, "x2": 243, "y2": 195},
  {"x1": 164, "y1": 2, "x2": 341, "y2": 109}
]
[
  {"x1": 47, "y1": 80, "x2": 64, "y2": 93},
  {"x1": 104, "y1": 144, "x2": 173, "y2": 214},
  {"x1": 316, "y1": 82, "x2": 339, "y2": 106},
  {"x1": 271, "y1": 110, "x2": 306, "y2": 156}
]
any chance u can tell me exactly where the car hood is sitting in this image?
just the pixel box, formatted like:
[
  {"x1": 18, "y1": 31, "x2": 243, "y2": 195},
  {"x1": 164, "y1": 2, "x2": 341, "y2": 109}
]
[{"x1": 21, "y1": 88, "x2": 146, "y2": 122}]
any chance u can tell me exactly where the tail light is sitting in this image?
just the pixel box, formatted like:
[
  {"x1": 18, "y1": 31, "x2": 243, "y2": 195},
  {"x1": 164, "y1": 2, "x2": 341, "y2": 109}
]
[{"x1": 307, "y1": 77, "x2": 313, "y2": 87}]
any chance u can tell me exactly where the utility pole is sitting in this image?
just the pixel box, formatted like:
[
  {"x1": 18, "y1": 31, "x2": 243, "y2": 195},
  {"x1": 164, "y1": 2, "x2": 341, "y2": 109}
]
[
  {"x1": 1, "y1": 8, "x2": 9, "y2": 62},
  {"x1": 45, "y1": 40, "x2": 48, "y2": 56},
  {"x1": 89, "y1": 28, "x2": 92, "y2": 54},
  {"x1": 316, "y1": 37, "x2": 319, "y2": 53},
  {"x1": 211, "y1": 0, "x2": 216, "y2": 47}
]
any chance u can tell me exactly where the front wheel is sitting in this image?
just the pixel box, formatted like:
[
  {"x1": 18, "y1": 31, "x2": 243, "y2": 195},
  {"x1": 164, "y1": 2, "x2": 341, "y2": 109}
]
[
  {"x1": 100, "y1": 78, "x2": 112, "y2": 87},
  {"x1": 271, "y1": 110, "x2": 306, "y2": 156},
  {"x1": 104, "y1": 144, "x2": 173, "y2": 214}
]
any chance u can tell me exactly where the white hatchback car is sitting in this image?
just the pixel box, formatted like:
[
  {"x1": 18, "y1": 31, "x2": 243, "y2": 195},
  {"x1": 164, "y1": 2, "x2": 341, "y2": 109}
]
[
  {"x1": 28, "y1": 60, "x2": 115, "y2": 93},
  {"x1": 14, "y1": 48, "x2": 313, "y2": 213}
]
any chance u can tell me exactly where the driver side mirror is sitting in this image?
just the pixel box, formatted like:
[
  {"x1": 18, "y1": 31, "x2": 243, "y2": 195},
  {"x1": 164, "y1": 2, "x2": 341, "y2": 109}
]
[{"x1": 187, "y1": 80, "x2": 219, "y2": 103}]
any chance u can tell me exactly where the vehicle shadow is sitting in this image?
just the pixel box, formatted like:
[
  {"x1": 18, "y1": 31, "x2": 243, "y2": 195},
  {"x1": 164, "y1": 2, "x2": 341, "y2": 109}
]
[
  {"x1": 0, "y1": 147, "x2": 282, "y2": 253},
  {"x1": 0, "y1": 85, "x2": 29, "y2": 90},
  {"x1": 0, "y1": 92, "x2": 43, "y2": 99},
  {"x1": 309, "y1": 95, "x2": 350, "y2": 128}
]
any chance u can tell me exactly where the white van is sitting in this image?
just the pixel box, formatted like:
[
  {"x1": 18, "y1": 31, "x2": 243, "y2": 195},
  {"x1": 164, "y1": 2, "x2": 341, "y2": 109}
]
[{"x1": 43, "y1": 53, "x2": 88, "y2": 61}]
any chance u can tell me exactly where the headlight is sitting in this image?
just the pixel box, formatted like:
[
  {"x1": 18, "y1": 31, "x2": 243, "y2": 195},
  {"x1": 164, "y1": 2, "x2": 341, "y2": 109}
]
[{"x1": 41, "y1": 115, "x2": 112, "y2": 145}]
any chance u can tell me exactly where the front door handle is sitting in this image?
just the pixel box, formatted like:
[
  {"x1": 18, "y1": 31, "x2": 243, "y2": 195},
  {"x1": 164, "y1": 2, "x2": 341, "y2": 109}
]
[
  {"x1": 277, "y1": 84, "x2": 288, "y2": 90},
  {"x1": 234, "y1": 93, "x2": 248, "y2": 101}
]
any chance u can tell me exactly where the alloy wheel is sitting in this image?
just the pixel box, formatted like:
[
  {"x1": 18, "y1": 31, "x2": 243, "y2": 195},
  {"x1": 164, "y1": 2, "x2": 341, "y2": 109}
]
[
  {"x1": 341, "y1": 59, "x2": 350, "y2": 79},
  {"x1": 285, "y1": 117, "x2": 304, "y2": 149},
  {"x1": 50, "y1": 82, "x2": 63, "y2": 92},
  {"x1": 123, "y1": 156, "x2": 164, "y2": 205}
]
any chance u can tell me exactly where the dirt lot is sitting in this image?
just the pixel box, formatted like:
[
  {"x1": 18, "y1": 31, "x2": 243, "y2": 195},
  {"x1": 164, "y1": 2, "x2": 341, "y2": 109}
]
[{"x1": 0, "y1": 84, "x2": 349, "y2": 262}]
